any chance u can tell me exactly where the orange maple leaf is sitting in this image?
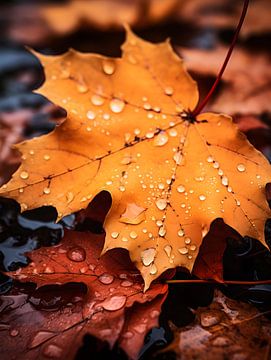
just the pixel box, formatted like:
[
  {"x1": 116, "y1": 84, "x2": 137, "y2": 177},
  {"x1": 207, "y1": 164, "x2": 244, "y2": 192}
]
[{"x1": 1, "y1": 28, "x2": 270, "y2": 289}]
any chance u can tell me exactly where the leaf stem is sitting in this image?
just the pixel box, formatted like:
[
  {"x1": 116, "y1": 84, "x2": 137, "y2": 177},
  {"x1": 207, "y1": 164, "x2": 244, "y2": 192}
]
[
  {"x1": 166, "y1": 279, "x2": 271, "y2": 285},
  {"x1": 192, "y1": 0, "x2": 249, "y2": 117}
]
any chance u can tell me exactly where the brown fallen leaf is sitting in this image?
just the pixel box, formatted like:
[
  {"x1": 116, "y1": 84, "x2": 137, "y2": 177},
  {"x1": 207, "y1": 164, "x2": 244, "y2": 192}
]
[
  {"x1": 179, "y1": 45, "x2": 271, "y2": 114},
  {"x1": 5, "y1": 230, "x2": 167, "y2": 360},
  {"x1": 167, "y1": 289, "x2": 271, "y2": 360},
  {"x1": 192, "y1": 219, "x2": 242, "y2": 282},
  {"x1": 1, "y1": 28, "x2": 270, "y2": 290},
  {"x1": 178, "y1": 0, "x2": 271, "y2": 38}
]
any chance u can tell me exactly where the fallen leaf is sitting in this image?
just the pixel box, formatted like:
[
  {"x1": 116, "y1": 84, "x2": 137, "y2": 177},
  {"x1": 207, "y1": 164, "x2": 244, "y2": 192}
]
[
  {"x1": 1, "y1": 29, "x2": 270, "y2": 289},
  {"x1": 179, "y1": 45, "x2": 271, "y2": 114},
  {"x1": 178, "y1": 0, "x2": 271, "y2": 38},
  {"x1": 42, "y1": 0, "x2": 179, "y2": 33},
  {"x1": 6, "y1": 230, "x2": 167, "y2": 360},
  {"x1": 168, "y1": 290, "x2": 271, "y2": 360},
  {"x1": 193, "y1": 219, "x2": 242, "y2": 282}
]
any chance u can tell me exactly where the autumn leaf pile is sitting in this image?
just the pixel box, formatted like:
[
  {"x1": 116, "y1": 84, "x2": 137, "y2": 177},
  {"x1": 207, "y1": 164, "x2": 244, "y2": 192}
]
[{"x1": 0, "y1": 28, "x2": 270, "y2": 295}]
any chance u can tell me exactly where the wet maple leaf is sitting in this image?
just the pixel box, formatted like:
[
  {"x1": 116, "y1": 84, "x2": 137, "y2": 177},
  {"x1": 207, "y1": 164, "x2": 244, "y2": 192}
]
[
  {"x1": 6, "y1": 230, "x2": 167, "y2": 360},
  {"x1": 0, "y1": 28, "x2": 271, "y2": 289},
  {"x1": 169, "y1": 290, "x2": 271, "y2": 359}
]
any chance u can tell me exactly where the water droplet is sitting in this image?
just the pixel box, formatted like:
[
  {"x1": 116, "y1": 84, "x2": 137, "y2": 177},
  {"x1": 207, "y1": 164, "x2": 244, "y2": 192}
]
[
  {"x1": 153, "y1": 132, "x2": 168, "y2": 146},
  {"x1": 43, "y1": 344, "x2": 62, "y2": 358},
  {"x1": 44, "y1": 266, "x2": 54, "y2": 274},
  {"x1": 236, "y1": 199, "x2": 241, "y2": 206},
  {"x1": 119, "y1": 185, "x2": 126, "y2": 192},
  {"x1": 221, "y1": 176, "x2": 228, "y2": 186},
  {"x1": 218, "y1": 169, "x2": 223, "y2": 176},
  {"x1": 178, "y1": 229, "x2": 184, "y2": 237},
  {"x1": 9, "y1": 329, "x2": 19, "y2": 337},
  {"x1": 164, "y1": 245, "x2": 172, "y2": 257},
  {"x1": 185, "y1": 237, "x2": 191, "y2": 244},
  {"x1": 177, "y1": 185, "x2": 185, "y2": 193},
  {"x1": 103, "y1": 113, "x2": 110, "y2": 120},
  {"x1": 150, "y1": 263, "x2": 157, "y2": 275},
  {"x1": 121, "y1": 280, "x2": 133, "y2": 287},
  {"x1": 102, "y1": 60, "x2": 115, "y2": 75},
  {"x1": 99, "y1": 273, "x2": 114, "y2": 285},
  {"x1": 159, "y1": 225, "x2": 166, "y2": 237},
  {"x1": 173, "y1": 151, "x2": 182, "y2": 165},
  {"x1": 91, "y1": 94, "x2": 104, "y2": 106},
  {"x1": 79, "y1": 266, "x2": 88, "y2": 273},
  {"x1": 122, "y1": 331, "x2": 133, "y2": 339},
  {"x1": 101, "y1": 295, "x2": 126, "y2": 311},
  {"x1": 20, "y1": 171, "x2": 29, "y2": 180},
  {"x1": 178, "y1": 247, "x2": 188, "y2": 255},
  {"x1": 190, "y1": 245, "x2": 197, "y2": 251},
  {"x1": 134, "y1": 323, "x2": 147, "y2": 334},
  {"x1": 141, "y1": 248, "x2": 156, "y2": 266},
  {"x1": 143, "y1": 103, "x2": 151, "y2": 110},
  {"x1": 130, "y1": 231, "x2": 137, "y2": 239},
  {"x1": 150, "y1": 310, "x2": 160, "y2": 318},
  {"x1": 110, "y1": 98, "x2": 125, "y2": 113},
  {"x1": 121, "y1": 237, "x2": 128, "y2": 242},
  {"x1": 67, "y1": 247, "x2": 86, "y2": 262},
  {"x1": 165, "y1": 86, "x2": 174, "y2": 96},
  {"x1": 158, "y1": 183, "x2": 165, "y2": 190},
  {"x1": 169, "y1": 128, "x2": 177, "y2": 137},
  {"x1": 44, "y1": 154, "x2": 50, "y2": 161},
  {"x1": 43, "y1": 187, "x2": 51, "y2": 195},
  {"x1": 19, "y1": 188, "x2": 24, "y2": 193},
  {"x1": 237, "y1": 163, "x2": 246, "y2": 172},
  {"x1": 111, "y1": 232, "x2": 119, "y2": 239},
  {"x1": 77, "y1": 83, "x2": 88, "y2": 94},
  {"x1": 29, "y1": 150, "x2": 35, "y2": 155},
  {"x1": 207, "y1": 156, "x2": 214, "y2": 163},
  {"x1": 155, "y1": 199, "x2": 167, "y2": 210},
  {"x1": 146, "y1": 132, "x2": 154, "y2": 139},
  {"x1": 199, "y1": 194, "x2": 206, "y2": 201},
  {"x1": 213, "y1": 161, "x2": 219, "y2": 168},
  {"x1": 87, "y1": 110, "x2": 96, "y2": 120}
]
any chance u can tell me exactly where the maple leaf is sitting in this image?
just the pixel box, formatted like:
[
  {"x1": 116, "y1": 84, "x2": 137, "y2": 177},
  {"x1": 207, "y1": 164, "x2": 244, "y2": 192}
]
[
  {"x1": 42, "y1": 0, "x2": 179, "y2": 34},
  {"x1": 179, "y1": 45, "x2": 271, "y2": 114},
  {"x1": 0, "y1": 28, "x2": 271, "y2": 290},
  {"x1": 6, "y1": 230, "x2": 167, "y2": 360}
]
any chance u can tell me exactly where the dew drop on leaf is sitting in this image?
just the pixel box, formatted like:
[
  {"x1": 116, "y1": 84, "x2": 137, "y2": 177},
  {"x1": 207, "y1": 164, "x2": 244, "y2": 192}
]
[
  {"x1": 91, "y1": 94, "x2": 104, "y2": 106},
  {"x1": 164, "y1": 245, "x2": 172, "y2": 257},
  {"x1": 110, "y1": 98, "x2": 125, "y2": 113},
  {"x1": 102, "y1": 60, "x2": 115, "y2": 75},
  {"x1": 149, "y1": 263, "x2": 157, "y2": 275},
  {"x1": 153, "y1": 132, "x2": 168, "y2": 146},
  {"x1": 43, "y1": 344, "x2": 63, "y2": 358},
  {"x1": 111, "y1": 232, "x2": 119, "y2": 239},
  {"x1": 164, "y1": 86, "x2": 174, "y2": 96},
  {"x1": 120, "y1": 280, "x2": 133, "y2": 287},
  {"x1": 67, "y1": 247, "x2": 86, "y2": 262},
  {"x1": 141, "y1": 248, "x2": 156, "y2": 266},
  {"x1": 101, "y1": 295, "x2": 127, "y2": 311},
  {"x1": 178, "y1": 247, "x2": 188, "y2": 255},
  {"x1": 177, "y1": 185, "x2": 185, "y2": 193},
  {"x1": 199, "y1": 194, "x2": 206, "y2": 201},
  {"x1": 237, "y1": 163, "x2": 246, "y2": 172},
  {"x1": 87, "y1": 110, "x2": 96, "y2": 120},
  {"x1": 20, "y1": 171, "x2": 29, "y2": 180},
  {"x1": 155, "y1": 199, "x2": 167, "y2": 210},
  {"x1": 99, "y1": 273, "x2": 114, "y2": 285},
  {"x1": 43, "y1": 187, "x2": 51, "y2": 195}
]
